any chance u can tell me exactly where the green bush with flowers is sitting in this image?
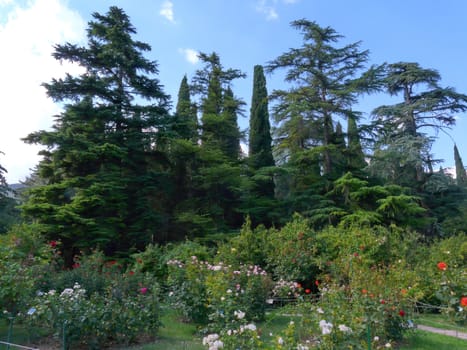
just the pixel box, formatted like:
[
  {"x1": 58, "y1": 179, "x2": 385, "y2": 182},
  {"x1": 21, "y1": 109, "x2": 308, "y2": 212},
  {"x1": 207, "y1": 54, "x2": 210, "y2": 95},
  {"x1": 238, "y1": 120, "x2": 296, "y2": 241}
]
[
  {"x1": 166, "y1": 254, "x2": 272, "y2": 328},
  {"x1": 0, "y1": 225, "x2": 52, "y2": 316},
  {"x1": 265, "y1": 214, "x2": 320, "y2": 283},
  {"x1": 411, "y1": 233, "x2": 466, "y2": 325},
  {"x1": 21, "y1": 250, "x2": 161, "y2": 349},
  {"x1": 204, "y1": 262, "x2": 272, "y2": 330}
]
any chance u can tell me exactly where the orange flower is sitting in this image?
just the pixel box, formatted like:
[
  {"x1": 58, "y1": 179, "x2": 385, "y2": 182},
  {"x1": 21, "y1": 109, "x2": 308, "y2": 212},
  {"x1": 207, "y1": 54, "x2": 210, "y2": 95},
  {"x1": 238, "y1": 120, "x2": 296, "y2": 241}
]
[
  {"x1": 437, "y1": 262, "x2": 447, "y2": 271},
  {"x1": 460, "y1": 296, "x2": 467, "y2": 307},
  {"x1": 362, "y1": 289, "x2": 368, "y2": 294},
  {"x1": 401, "y1": 288, "x2": 408, "y2": 296}
]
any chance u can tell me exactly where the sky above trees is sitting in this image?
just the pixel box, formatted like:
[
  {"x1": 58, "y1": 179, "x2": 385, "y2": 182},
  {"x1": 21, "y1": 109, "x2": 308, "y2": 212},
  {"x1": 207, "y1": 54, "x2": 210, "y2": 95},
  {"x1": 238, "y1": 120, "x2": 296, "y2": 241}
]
[{"x1": 1, "y1": 0, "x2": 467, "y2": 183}]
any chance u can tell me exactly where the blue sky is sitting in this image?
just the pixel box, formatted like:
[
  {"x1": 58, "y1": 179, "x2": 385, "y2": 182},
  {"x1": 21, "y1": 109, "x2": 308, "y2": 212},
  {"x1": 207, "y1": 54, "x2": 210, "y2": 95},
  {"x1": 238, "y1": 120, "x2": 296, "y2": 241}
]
[{"x1": 1, "y1": 0, "x2": 467, "y2": 183}]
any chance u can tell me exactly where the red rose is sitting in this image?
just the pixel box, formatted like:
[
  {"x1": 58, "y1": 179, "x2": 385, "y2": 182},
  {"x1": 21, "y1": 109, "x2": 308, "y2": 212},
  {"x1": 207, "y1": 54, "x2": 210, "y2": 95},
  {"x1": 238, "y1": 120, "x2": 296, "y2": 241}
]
[
  {"x1": 315, "y1": 280, "x2": 319, "y2": 286},
  {"x1": 437, "y1": 262, "x2": 447, "y2": 271},
  {"x1": 139, "y1": 287, "x2": 148, "y2": 294},
  {"x1": 460, "y1": 296, "x2": 467, "y2": 307},
  {"x1": 49, "y1": 241, "x2": 57, "y2": 248},
  {"x1": 128, "y1": 271, "x2": 135, "y2": 276},
  {"x1": 305, "y1": 288, "x2": 311, "y2": 294},
  {"x1": 399, "y1": 310, "x2": 405, "y2": 317}
]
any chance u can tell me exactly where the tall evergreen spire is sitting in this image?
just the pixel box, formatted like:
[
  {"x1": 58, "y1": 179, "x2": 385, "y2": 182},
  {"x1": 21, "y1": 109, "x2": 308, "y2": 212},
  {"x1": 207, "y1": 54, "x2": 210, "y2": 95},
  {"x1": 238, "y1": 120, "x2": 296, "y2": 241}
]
[
  {"x1": 454, "y1": 144, "x2": 466, "y2": 185},
  {"x1": 347, "y1": 114, "x2": 367, "y2": 172},
  {"x1": 175, "y1": 75, "x2": 198, "y2": 141},
  {"x1": 249, "y1": 65, "x2": 274, "y2": 169}
]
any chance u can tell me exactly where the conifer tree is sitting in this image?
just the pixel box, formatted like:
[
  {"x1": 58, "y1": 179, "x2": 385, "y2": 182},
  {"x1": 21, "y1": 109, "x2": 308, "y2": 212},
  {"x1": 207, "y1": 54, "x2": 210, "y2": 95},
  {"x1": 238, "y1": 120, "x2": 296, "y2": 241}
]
[
  {"x1": 371, "y1": 62, "x2": 467, "y2": 187},
  {"x1": 454, "y1": 144, "x2": 467, "y2": 186},
  {"x1": 174, "y1": 75, "x2": 198, "y2": 141},
  {"x1": 267, "y1": 20, "x2": 381, "y2": 177},
  {"x1": 346, "y1": 114, "x2": 367, "y2": 172},
  {"x1": 222, "y1": 86, "x2": 241, "y2": 160},
  {"x1": 185, "y1": 52, "x2": 246, "y2": 231},
  {"x1": 22, "y1": 7, "x2": 171, "y2": 263},
  {"x1": 249, "y1": 65, "x2": 274, "y2": 170}
]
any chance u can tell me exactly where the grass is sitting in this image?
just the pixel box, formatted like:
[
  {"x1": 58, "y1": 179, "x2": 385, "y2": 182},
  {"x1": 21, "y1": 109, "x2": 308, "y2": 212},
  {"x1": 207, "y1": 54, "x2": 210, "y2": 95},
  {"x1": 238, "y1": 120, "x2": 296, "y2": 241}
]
[
  {"x1": 126, "y1": 311, "x2": 204, "y2": 350},
  {"x1": 0, "y1": 318, "x2": 48, "y2": 348},
  {"x1": 399, "y1": 329, "x2": 467, "y2": 349}
]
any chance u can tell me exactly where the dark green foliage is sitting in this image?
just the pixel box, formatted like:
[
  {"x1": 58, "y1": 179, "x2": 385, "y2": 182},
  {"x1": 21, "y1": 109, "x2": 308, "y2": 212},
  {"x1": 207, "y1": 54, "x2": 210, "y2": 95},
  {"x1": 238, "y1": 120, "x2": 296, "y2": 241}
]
[
  {"x1": 454, "y1": 144, "x2": 466, "y2": 186},
  {"x1": 249, "y1": 65, "x2": 274, "y2": 170},
  {"x1": 0, "y1": 155, "x2": 21, "y2": 233},
  {"x1": 241, "y1": 65, "x2": 277, "y2": 225},
  {"x1": 174, "y1": 75, "x2": 198, "y2": 141},
  {"x1": 21, "y1": 7, "x2": 171, "y2": 264},
  {"x1": 371, "y1": 62, "x2": 467, "y2": 187},
  {"x1": 346, "y1": 114, "x2": 367, "y2": 173},
  {"x1": 267, "y1": 19, "x2": 382, "y2": 176},
  {"x1": 180, "y1": 52, "x2": 245, "y2": 231}
]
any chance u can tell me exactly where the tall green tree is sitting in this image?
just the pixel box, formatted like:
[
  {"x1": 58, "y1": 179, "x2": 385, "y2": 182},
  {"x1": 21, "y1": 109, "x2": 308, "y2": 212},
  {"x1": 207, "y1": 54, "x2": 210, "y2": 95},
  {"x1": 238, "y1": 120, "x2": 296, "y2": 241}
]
[
  {"x1": 22, "y1": 7, "x2": 171, "y2": 263},
  {"x1": 454, "y1": 144, "x2": 467, "y2": 186},
  {"x1": 174, "y1": 75, "x2": 198, "y2": 141},
  {"x1": 266, "y1": 20, "x2": 381, "y2": 221},
  {"x1": 371, "y1": 62, "x2": 467, "y2": 187},
  {"x1": 249, "y1": 65, "x2": 274, "y2": 170},
  {"x1": 267, "y1": 19, "x2": 381, "y2": 177},
  {"x1": 346, "y1": 113, "x2": 367, "y2": 173},
  {"x1": 242, "y1": 65, "x2": 277, "y2": 225},
  {"x1": 178, "y1": 52, "x2": 246, "y2": 233}
]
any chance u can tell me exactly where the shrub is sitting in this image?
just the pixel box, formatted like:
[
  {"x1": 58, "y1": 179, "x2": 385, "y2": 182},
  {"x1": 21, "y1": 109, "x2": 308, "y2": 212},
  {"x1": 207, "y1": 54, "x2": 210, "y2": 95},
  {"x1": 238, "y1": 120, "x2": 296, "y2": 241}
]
[
  {"x1": 0, "y1": 225, "x2": 52, "y2": 315},
  {"x1": 166, "y1": 255, "x2": 272, "y2": 327},
  {"x1": 24, "y1": 271, "x2": 161, "y2": 349},
  {"x1": 265, "y1": 214, "x2": 319, "y2": 282}
]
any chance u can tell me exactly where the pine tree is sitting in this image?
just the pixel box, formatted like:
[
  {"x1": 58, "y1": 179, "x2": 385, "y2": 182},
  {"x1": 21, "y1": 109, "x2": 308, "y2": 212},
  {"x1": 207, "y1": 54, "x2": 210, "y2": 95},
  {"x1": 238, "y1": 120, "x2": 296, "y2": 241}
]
[
  {"x1": 22, "y1": 7, "x2": 171, "y2": 264},
  {"x1": 454, "y1": 144, "x2": 467, "y2": 186}
]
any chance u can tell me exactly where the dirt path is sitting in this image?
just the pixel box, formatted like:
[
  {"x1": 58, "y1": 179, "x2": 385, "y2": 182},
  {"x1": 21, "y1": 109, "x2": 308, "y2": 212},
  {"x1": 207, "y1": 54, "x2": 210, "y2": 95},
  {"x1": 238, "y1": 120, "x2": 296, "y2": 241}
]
[{"x1": 417, "y1": 324, "x2": 467, "y2": 340}]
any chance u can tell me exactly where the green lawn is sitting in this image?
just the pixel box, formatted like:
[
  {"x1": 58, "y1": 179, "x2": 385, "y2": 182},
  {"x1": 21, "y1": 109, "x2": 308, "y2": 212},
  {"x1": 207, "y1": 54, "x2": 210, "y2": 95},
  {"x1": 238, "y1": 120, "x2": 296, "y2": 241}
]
[{"x1": 399, "y1": 330, "x2": 466, "y2": 349}]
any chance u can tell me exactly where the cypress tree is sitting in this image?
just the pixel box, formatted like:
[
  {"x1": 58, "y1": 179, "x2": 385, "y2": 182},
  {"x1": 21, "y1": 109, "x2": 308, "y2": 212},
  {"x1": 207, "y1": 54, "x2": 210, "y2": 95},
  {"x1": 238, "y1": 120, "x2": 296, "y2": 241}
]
[
  {"x1": 222, "y1": 86, "x2": 241, "y2": 160},
  {"x1": 249, "y1": 65, "x2": 274, "y2": 170},
  {"x1": 454, "y1": 144, "x2": 467, "y2": 186},
  {"x1": 174, "y1": 75, "x2": 198, "y2": 141},
  {"x1": 347, "y1": 114, "x2": 367, "y2": 172}
]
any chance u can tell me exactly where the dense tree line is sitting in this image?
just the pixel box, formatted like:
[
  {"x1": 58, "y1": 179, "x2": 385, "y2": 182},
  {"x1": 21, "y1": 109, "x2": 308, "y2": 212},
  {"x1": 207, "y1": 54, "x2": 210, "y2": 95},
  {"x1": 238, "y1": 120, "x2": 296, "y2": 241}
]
[{"x1": 1, "y1": 7, "x2": 467, "y2": 263}]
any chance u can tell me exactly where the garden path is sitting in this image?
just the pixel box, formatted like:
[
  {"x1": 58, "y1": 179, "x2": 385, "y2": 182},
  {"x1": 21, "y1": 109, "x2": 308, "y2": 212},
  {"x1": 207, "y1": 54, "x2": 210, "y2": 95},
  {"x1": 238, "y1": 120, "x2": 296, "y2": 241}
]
[{"x1": 417, "y1": 324, "x2": 467, "y2": 340}]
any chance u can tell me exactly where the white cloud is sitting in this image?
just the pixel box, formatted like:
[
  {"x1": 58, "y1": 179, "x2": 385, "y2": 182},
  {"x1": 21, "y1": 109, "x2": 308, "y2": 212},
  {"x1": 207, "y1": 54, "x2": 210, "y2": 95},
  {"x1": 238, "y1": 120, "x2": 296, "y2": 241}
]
[
  {"x1": 0, "y1": 0, "x2": 85, "y2": 183},
  {"x1": 178, "y1": 48, "x2": 199, "y2": 64},
  {"x1": 255, "y1": 0, "x2": 299, "y2": 20},
  {"x1": 0, "y1": 0, "x2": 12, "y2": 6},
  {"x1": 256, "y1": 0, "x2": 278, "y2": 20},
  {"x1": 160, "y1": 0, "x2": 175, "y2": 23}
]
